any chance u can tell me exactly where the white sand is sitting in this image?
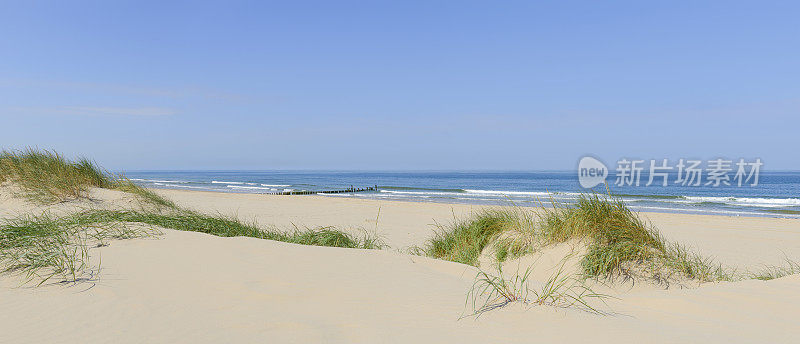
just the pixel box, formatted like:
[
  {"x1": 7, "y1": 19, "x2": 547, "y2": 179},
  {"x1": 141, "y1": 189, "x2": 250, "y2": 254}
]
[{"x1": 1, "y1": 188, "x2": 799, "y2": 343}]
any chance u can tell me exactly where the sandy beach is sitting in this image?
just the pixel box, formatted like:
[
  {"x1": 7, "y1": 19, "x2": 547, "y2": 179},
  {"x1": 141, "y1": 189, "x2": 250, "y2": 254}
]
[
  {"x1": 6, "y1": 2, "x2": 800, "y2": 342},
  {"x1": 2, "y1": 187, "x2": 799, "y2": 343}
]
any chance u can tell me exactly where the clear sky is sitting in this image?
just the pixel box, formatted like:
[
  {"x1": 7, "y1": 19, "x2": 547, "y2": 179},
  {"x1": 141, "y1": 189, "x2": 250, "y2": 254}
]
[{"x1": 1, "y1": 1, "x2": 798, "y2": 171}]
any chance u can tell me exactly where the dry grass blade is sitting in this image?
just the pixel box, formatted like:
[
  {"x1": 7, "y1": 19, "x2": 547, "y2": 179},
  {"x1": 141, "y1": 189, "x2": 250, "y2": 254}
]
[{"x1": 465, "y1": 259, "x2": 612, "y2": 317}]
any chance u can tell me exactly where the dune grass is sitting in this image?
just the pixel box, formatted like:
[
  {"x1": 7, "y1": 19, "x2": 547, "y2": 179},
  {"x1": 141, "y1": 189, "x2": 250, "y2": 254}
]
[
  {"x1": 532, "y1": 192, "x2": 732, "y2": 282},
  {"x1": 0, "y1": 209, "x2": 384, "y2": 285},
  {"x1": 0, "y1": 212, "x2": 156, "y2": 285},
  {"x1": 424, "y1": 191, "x2": 739, "y2": 284},
  {"x1": 0, "y1": 147, "x2": 185, "y2": 209},
  {"x1": 466, "y1": 260, "x2": 610, "y2": 316},
  {"x1": 749, "y1": 259, "x2": 800, "y2": 281},
  {"x1": 0, "y1": 148, "x2": 384, "y2": 285},
  {"x1": 0, "y1": 149, "x2": 111, "y2": 203},
  {"x1": 412, "y1": 210, "x2": 513, "y2": 266},
  {"x1": 72, "y1": 209, "x2": 384, "y2": 249}
]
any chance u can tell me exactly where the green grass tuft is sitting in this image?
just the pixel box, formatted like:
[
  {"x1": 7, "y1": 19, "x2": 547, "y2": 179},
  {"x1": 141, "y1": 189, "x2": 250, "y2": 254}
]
[
  {"x1": 0, "y1": 148, "x2": 112, "y2": 203},
  {"x1": 533, "y1": 191, "x2": 734, "y2": 282},
  {"x1": 414, "y1": 210, "x2": 512, "y2": 266},
  {"x1": 0, "y1": 212, "x2": 155, "y2": 285},
  {"x1": 749, "y1": 259, "x2": 800, "y2": 281},
  {"x1": 428, "y1": 190, "x2": 746, "y2": 284}
]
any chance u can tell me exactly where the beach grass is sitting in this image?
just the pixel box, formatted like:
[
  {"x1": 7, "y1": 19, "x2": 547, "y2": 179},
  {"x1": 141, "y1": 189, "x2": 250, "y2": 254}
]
[
  {"x1": 749, "y1": 259, "x2": 800, "y2": 281},
  {"x1": 425, "y1": 190, "x2": 735, "y2": 284},
  {"x1": 0, "y1": 148, "x2": 111, "y2": 203},
  {"x1": 413, "y1": 210, "x2": 513, "y2": 266},
  {"x1": 0, "y1": 209, "x2": 384, "y2": 285},
  {"x1": 466, "y1": 260, "x2": 610, "y2": 316},
  {"x1": 531, "y1": 192, "x2": 732, "y2": 282},
  {"x1": 0, "y1": 148, "x2": 385, "y2": 284},
  {"x1": 75, "y1": 210, "x2": 385, "y2": 250},
  {"x1": 0, "y1": 212, "x2": 156, "y2": 285}
]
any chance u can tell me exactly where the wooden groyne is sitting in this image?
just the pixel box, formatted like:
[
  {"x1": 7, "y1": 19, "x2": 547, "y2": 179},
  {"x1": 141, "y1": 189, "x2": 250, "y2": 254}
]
[{"x1": 266, "y1": 185, "x2": 378, "y2": 195}]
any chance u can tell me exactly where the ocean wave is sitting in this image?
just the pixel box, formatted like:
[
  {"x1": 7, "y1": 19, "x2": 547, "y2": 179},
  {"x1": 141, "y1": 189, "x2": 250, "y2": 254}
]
[
  {"x1": 464, "y1": 189, "x2": 576, "y2": 197},
  {"x1": 320, "y1": 193, "x2": 354, "y2": 197},
  {"x1": 379, "y1": 189, "x2": 584, "y2": 201},
  {"x1": 131, "y1": 178, "x2": 191, "y2": 184},
  {"x1": 212, "y1": 180, "x2": 258, "y2": 185},
  {"x1": 261, "y1": 184, "x2": 290, "y2": 187},
  {"x1": 380, "y1": 190, "x2": 462, "y2": 196},
  {"x1": 153, "y1": 183, "x2": 210, "y2": 190},
  {"x1": 680, "y1": 196, "x2": 800, "y2": 208},
  {"x1": 227, "y1": 185, "x2": 278, "y2": 191},
  {"x1": 381, "y1": 186, "x2": 466, "y2": 193}
]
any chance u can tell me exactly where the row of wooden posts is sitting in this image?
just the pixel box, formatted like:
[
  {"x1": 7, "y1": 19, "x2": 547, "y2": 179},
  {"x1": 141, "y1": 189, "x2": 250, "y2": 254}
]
[{"x1": 265, "y1": 185, "x2": 379, "y2": 195}]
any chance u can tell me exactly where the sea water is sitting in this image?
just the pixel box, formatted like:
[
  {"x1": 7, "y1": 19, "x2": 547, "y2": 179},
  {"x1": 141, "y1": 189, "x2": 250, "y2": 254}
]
[{"x1": 126, "y1": 171, "x2": 800, "y2": 218}]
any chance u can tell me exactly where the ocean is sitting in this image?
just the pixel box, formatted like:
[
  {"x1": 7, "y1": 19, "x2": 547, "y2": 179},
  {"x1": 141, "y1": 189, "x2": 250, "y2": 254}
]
[{"x1": 125, "y1": 171, "x2": 800, "y2": 218}]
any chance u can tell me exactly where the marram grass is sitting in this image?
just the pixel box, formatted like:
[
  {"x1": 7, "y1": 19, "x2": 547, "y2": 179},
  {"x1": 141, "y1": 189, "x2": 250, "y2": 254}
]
[
  {"x1": 466, "y1": 261, "x2": 611, "y2": 316},
  {"x1": 74, "y1": 209, "x2": 385, "y2": 250},
  {"x1": 427, "y1": 190, "x2": 797, "y2": 285},
  {"x1": 532, "y1": 192, "x2": 733, "y2": 282},
  {"x1": 0, "y1": 148, "x2": 111, "y2": 203},
  {"x1": 411, "y1": 210, "x2": 513, "y2": 266},
  {"x1": 0, "y1": 148, "x2": 384, "y2": 285},
  {"x1": 0, "y1": 209, "x2": 384, "y2": 285},
  {"x1": 0, "y1": 212, "x2": 156, "y2": 285}
]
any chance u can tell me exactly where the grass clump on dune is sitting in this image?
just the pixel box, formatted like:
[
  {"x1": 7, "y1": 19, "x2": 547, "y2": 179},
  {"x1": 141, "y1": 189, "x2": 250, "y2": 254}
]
[
  {"x1": 533, "y1": 192, "x2": 730, "y2": 282},
  {"x1": 0, "y1": 212, "x2": 156, "y2": 285},
  {"x1": 467, "y1": 261, "x2": 611, "y2": 316},
  {"x1": 0, "y1": 148, "x2": 181, "y2": 209},
  {"x1": 0, "y1": 149, "x2": 110, "y2": 203},
  {"x1": 413, "y1": 210, "x2": 512, "y2": 266},
  {"x1": 425, "y1": 191, "x2": 734, "y2": 283}
]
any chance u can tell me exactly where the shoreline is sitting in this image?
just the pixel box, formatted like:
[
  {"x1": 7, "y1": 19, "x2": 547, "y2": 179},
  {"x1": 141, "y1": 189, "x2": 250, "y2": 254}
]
[{"x1": 144, "y1": 185, "x2": 800, "y2": 220}]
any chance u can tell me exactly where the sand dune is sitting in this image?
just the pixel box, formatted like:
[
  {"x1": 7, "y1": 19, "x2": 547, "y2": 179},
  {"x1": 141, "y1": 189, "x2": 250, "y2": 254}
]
[
  {"x1": 2, "y1": 188, "x2": 800, "y2": 343},
  {"x1": 156, "y1": 189, "x2": 800, "y2": 269}
]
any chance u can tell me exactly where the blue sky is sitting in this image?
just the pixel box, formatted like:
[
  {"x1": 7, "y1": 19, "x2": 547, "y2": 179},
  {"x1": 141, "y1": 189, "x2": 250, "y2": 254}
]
[{"x1": 1, "y1": 1, "x2": 798, "y2": 171}]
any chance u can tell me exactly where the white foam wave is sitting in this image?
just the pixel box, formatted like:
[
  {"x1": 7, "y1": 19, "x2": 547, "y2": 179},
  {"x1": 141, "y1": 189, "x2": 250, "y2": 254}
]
[
  {"x1": 131, "y1": 178, "x2": 191, "y2": 184},
  {"x1": 154, "y1": 183, "x2": 209, "y2": 190},
  {"x1": 227, "y1": 185, "x2": 277, "y2": 191},
  {"x1": 380, "y1": 190, "x2": 461, "y2": 196},
  {"x1": 212, "y1": 181, "x2": 258, "y2": 185},
  {"x1": 321, "y1": 193, "x2": 355, "y2": 197},
  {"x1": 464, "y1": 189, "x2": 576, "y2": 197},
  {"x1": 680, "y1": 196, "x2": 800, "y2": 208},
  {"x1": 261, "y1": 184, "x2": 290, "y2": 187}
]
